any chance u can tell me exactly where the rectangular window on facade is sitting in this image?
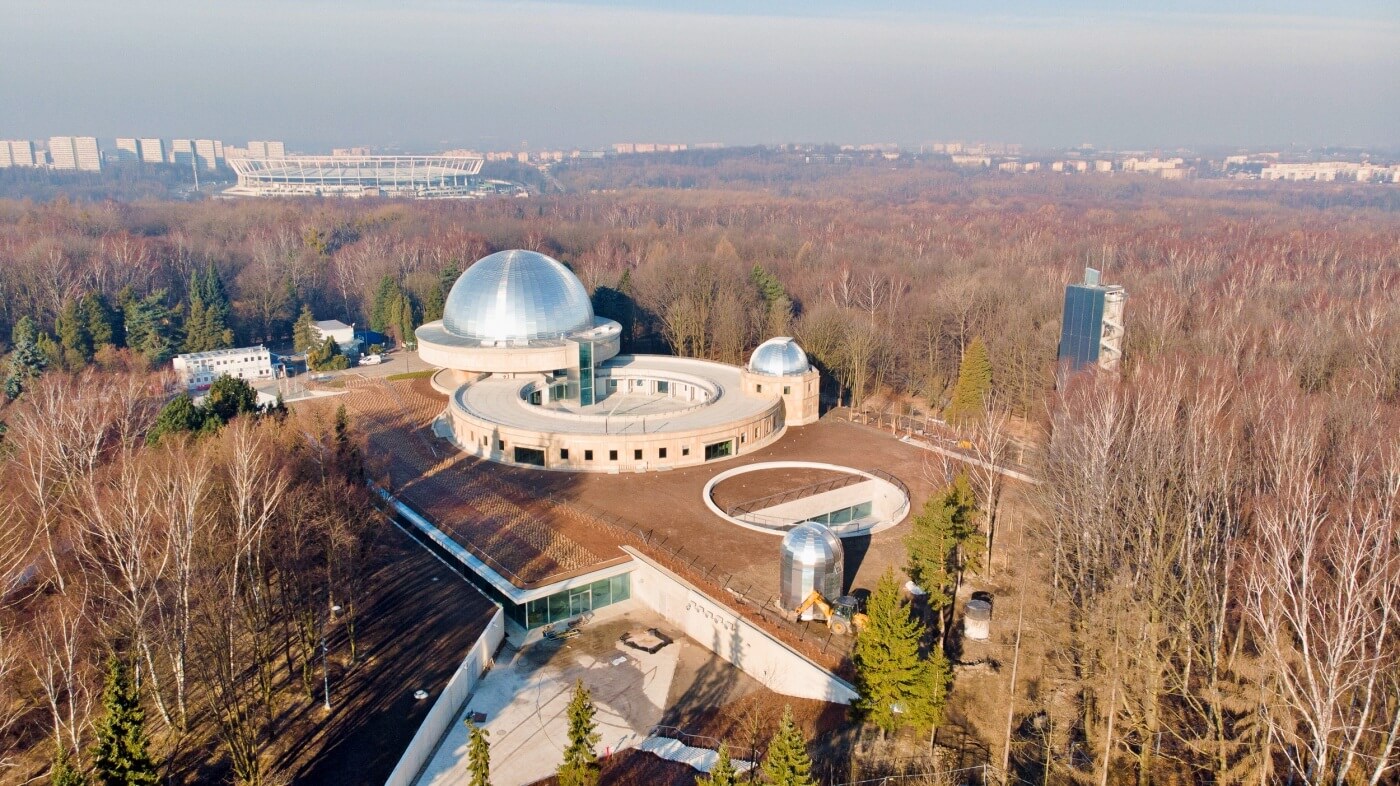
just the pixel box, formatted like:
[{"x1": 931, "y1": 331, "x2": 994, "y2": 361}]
[
  {"x1": 756, "y1": 384, "x2": 763, "y2": 393},
  {"x1": 704, "y1": 440, "x2": 733, "y2": 460},
  {"x1": 658, "y1": 381, "x2": 669, "y2": 393},
  {"x1": 497, "y1": 440, "x2": 505, "y2": 450},
  {"x1": 683, "y1": 446, "x2": 690, "y2": 456},
  {"x1": 585, "y1": 450, "x2": 593, "y2": 461},
  {"x1": 741, "y1": 433, "x2": 747, "y2": 443},
  {"x1": 634, "y1": 449, "x2": 642, "y2": 460},
  {"x1": 609, "y1": 450, "x2": 618, "y2": 461},
  {"x1": 560, "y1": 449, "x2": 569, "y2": 460},
  {"x1": 659, "y1": 447, "x2": 667, "y2": 459},
  {"x1": 783, "y1": 386, "x2": 791, "y2": 394}
]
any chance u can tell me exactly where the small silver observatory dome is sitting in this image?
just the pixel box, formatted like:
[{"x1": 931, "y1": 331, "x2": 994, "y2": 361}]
[
  {"x1": 748, "y1": 337, "x2": 810, "y2": 377},
  {"x1": 442, "y1": 250, "x2": 594, "y2": 342},
  {"x1": 779, "y1": 521, "x2": 844, "y2": 611}
]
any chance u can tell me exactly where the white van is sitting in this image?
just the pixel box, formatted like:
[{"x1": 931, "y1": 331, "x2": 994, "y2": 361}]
[{"x1": 359, "y1": 354, "x2": 384, "y2": 365}]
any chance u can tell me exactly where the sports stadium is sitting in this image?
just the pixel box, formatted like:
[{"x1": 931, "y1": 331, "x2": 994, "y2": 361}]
[{"x1": 223, "y1": 154, "x2": 510, "y2": 199}]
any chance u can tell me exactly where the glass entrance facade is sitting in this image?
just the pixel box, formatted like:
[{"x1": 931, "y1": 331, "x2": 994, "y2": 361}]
[{"x1": 511, "y1": 572, "x2": 632, "y2": 630}]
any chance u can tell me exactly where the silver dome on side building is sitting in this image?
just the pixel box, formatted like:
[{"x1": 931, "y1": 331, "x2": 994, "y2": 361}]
[
  {"x1": 779, "y1": 521, "x2": 844, "y2": 611},
  {"x1": 748, "y1": 337, "x2": 811, "y2": 377},
  {"x1": 442, "y1": 250, "x2": 594, "y2": 342}
]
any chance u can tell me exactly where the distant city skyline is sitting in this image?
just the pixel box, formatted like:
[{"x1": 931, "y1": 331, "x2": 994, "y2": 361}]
[{"x1": 2, "y1": 0, "x2": 1397, "y2": 151}]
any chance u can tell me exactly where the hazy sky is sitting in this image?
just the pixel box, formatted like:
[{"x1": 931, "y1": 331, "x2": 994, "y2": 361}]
[{"x1": 3, "y1": 0, "x2": 1397, "y2": 151}]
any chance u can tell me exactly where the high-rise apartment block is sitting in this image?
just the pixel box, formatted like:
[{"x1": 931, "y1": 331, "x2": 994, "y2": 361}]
[
  {"x1": 248, "y1": 140, "x2": 286, "y2": 158},
  {"x1": 139, "y1": 138, "x2": 165, "y2": 163},
  {"x1": 115, "y1": 138, "x2": 140, "y2": 161},
  {"x1": 48, "y1": 136, "x2": 101, "y2": 171},
  {"x1": 194, "y1": 139, "x2": 220, "y2": 170},
  {"x1": 0, "y1": 140, "x2": 38, "y2": 168},
  {"x1": 1058, "y1": 267, "x2": 1127, "y2": 373},
  {"x1": 171, "y1": 139, "x2": 194, "y2": 167}
]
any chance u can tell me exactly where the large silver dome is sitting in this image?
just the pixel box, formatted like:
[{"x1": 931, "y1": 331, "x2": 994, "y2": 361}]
[
  {"x1": 748, "y1": 337, "x2": 810, "y2": 377},
  {"x1": 442, "y1": 250, "x2": 594, "y2": 342}
]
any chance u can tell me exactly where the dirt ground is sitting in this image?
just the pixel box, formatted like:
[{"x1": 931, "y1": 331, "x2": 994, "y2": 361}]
[{"x1": 281, "y1": 524, "x2": 498, "y2": 785}]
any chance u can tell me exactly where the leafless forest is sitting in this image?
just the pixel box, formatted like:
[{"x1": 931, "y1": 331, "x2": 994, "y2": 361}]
[{"x1": 0, "y1": 169, "x2": 1398, "y2": 784}]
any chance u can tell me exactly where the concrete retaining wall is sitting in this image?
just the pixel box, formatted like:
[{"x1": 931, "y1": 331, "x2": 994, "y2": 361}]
[
  {"x1": 626, "y1": 547, "x2": 858, "y2": 704},
  {"x1": 384, "y1": 606, "x2": 506, "y2": 786}
]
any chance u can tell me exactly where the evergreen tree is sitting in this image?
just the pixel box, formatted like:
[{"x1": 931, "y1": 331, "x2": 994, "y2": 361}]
[
  {"x1": 393, "y1": 290, "x2": 417, "y2": 349},
  {"x1": 57, "y1": 298, "x2": 93, "y2": 368},
  {"x1": 292, "y1": 304, "x2": 320, "y2": 355},
  {"x1": 905, "y1": 474, "x2": 982, "y2": 629},
  {"x1": 465, "y1": 720, "x2": 491, "y2": 786},
  {"x1": 761, "y1": 706, "x2": 815, "y2": 786},
  {"x1": 205, "y1": 376, "x2": 258, "y2": 424},
  {"x1": 5, "y1": 318, "x2": 48, "y2": 400},
  {"x1": 852, "y1": 570, "x2": 929, "y2": 737},
  {"x1": 146, "y1": 393, "x2": 207, "y2": 445},
  {"x1": 907, "y1": 644, "x2": 953, "y2": 743},
  {"x1": 12, "y1": 314, "x2": 38, "y2": 346},
  {"x1": 698, "y1": 742, "x2": 737, "y2": 786},
  {"x1": 183, "y1": 264, "x2": 234, "y2": 352},
  {"x1": 369, "y1": 276, "x2": 401, "y2": 334},
  {"x1": 36, "y1": 332, "x2": 63, "y2": 369},
  {"x1": 122, "y1": 290, "x2": 178, "y2": 364},
  {"x1": 81, "y1": 293, "x2": 119, "y2": 350},
  {"x1": 90, "y1": 656, "x2": 158, "y2": 786},
  {"x1": 557, "y1": 680, "x2": 600, "y2": 786},
  {"x1": 50, "y1": 743, "x2": 89, "y2": 786},
  {"x1": 308, "y1": 336, "x2": 346, "y2": 371},
  {"x1": 944, "y1": 336, "x2": 992, "y2": 426}
]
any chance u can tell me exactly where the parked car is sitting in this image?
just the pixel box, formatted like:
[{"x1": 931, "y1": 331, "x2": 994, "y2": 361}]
[{"x1": 359, "y1": 354, "x2": 384, "y2": 365}]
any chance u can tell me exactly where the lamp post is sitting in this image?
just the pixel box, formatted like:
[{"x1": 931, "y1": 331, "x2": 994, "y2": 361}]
[{"x1": 322, "y1": 603, "x2": 342, "y2": 711}]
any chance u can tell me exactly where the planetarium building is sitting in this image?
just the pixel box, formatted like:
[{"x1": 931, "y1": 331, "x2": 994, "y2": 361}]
[{"x1": 417, "y1": 250, "x2": 820, "y2": 472}]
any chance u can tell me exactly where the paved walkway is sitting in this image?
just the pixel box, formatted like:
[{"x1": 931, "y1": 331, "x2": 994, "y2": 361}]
[
  {"x1": 413, "y1": 611, "x2": 682, "y2": 786},
  {"x1": 898, "y1": 435, "x2": 1042, "y2": 484},
  {"x1": 637, "y1": 737, "x2": 755, "y2": 773}
]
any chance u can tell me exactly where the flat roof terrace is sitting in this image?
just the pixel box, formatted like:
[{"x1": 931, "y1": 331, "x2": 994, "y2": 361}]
[
  {"x1": 453, "y1": 355, "x2": 774, "y2": 436},
  {"x1": 341, "y1": 377, "x2": 934, "y2": 597}
]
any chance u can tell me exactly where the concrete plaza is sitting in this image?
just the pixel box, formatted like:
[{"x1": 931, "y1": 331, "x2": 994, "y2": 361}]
[{"x1": 413, "y1": 609, "x2": 682, "y2": 786}]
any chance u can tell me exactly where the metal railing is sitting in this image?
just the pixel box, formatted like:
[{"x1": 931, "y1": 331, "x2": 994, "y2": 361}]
[{"x1": 727, "y1": 472, "x2": 868, "y2": 517}]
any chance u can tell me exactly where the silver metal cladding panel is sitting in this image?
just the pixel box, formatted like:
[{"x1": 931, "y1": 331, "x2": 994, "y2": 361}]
[
  {"x1": 748, "y1": 337, "x2": 811, "y2": 377},
  {"x1": 442, "y1": 250, "x2": 595, "y2": 342},
  {"x1": 779, "y1": 521, "x2": 845, "y2": 610}
]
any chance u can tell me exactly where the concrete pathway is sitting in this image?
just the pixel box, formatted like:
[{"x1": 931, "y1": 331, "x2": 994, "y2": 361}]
[
  {"x1": 898, "y1": 435, "x2": 1042, "y2": 484},
  {"x1": 636, "y1": 737, "x2": 755, "y2": 773},
  {"x1": 413, "y1": 611, "x2": 681, "y2": 786}
]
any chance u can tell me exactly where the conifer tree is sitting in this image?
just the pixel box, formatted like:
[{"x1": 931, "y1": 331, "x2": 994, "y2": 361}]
[
  {"x1": 852, "y1": 570, "x2": 929, "y2": 737},
  {"x1": 146, "y1": 393, "x2": 207, "y2": 445},
  {"x1": 905, "y1": 474, "x2": 982, "y2": 631},
  {"x1": 205, "y1": 376, "x2": 259, "y2": 424},
  {"x1": 51, "y1": 742, "x2": 89, "y2": 786},
  {"x1": 761, "y1": 706, "x2": 815, "y2": 786},
  {"x1": 908, "y1": 645, "x2": 953, "y2": 745},
  {"x1": 292, "y1": 304, "x2": 320, "y2": 355},
  {"x1": 5, "y1": 316, "x2": 48, "y2": 399},
  {"x1": 465, "y1": 719, "x2": 491, "y2": 786},
  {"x1": 370, "y1": 276, "x2": 401, "y2": 334},
  {"x1": 557, "y1": 680, "x2": 600, "y2": 786},
  {"x1": 183, "y1": 264, "x2": 234, "y2": 352},
  {"x1": 81, "y1": 293, "x2": 119, "y2": 350},
  {"x1": 944, "y1": 336, "x2": 992, "y2": 425},
  {"x1": 91, "y1": 656, "x2": 158, "y2": 786},
  {"x1": 698, "y1": 742, "x2": 737, "y2": 786},
  {"x1": 122, "y1": 290, "x2": 178, "y2": 364},
  {"x1": 57, "y1": 298, "x2": 93, "y2": 368}
]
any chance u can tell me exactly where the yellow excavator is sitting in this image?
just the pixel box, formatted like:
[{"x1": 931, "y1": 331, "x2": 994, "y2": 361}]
[{"x1": 787, "y1": 591, "x2": 869, "y2": 635}]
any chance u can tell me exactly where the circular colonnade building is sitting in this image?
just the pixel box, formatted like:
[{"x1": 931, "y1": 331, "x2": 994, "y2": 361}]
[{"x1": 417, "y1": 250, "x2": 820, "y2": 472}]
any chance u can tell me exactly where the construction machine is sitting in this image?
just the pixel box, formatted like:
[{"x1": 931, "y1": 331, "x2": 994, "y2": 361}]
[{"x1": 786, "y1": 591, "x2": 869, "y2": 635}]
